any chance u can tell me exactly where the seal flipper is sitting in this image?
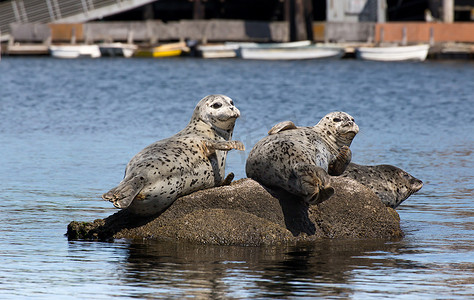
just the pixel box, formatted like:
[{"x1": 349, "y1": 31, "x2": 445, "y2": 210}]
[
  {"x1": 268, "y1": 121, "x2": 297, "y2": 135},
  {"x1": 102, "y1": 176, "x2": 146, "y2": 209},
  {"x1": 288, "y1": 163, "x2": 334, "y2": 205},
  {"x1": 202, "y1": 140, "x2": 245, "y2": 156},
  {"x1": 220, "y1": 172, "x2": 235, "y2": 186},
  {"x1": 328, "y1": 145, "x2": 352, "y2": 176}
]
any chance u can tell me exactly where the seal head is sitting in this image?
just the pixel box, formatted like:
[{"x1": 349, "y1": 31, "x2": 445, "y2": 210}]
[
  {"x1": 314, "y1": 111, "x2": 359, "y2": 151},
  {"x1": 194, "y1": 94, "x2": 240, "y2": 133}
]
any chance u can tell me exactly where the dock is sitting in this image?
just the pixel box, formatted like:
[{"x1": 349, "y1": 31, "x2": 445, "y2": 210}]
[
  {"x1": 0, "y1": 0, "x2": 473, "y2": 59},
  {"x1": 1, "y1": 20, "x2": 473, "y2": 60}
]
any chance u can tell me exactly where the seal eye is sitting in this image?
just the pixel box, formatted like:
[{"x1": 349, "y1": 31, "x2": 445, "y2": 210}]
[
  {"x1": 333, "y1": 118, "x2": 341, "y2": 122},
  {"x1": 211, "y1": 102, "x2": 222, "y2": 109},
  {"x1": 230, "y1": 100, "x2": 234, "y2": 106}
]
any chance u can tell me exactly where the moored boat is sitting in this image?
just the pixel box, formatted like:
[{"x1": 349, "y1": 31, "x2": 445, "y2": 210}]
[
  {"x1": 240, "y1": 44, "x2": 344, "y2": 60},
  {"x1": 6, "y1": 43, "x2": 49, "y2": 56},
  {"x1": 98, "y1": 43, "x2": 137, "y2": 58},
  {"x1": 355, "y1": 44, "x2": 430, "y2": 61},
  {"x1": 196, "y1": 44, "x2": 239, "y2": 59},
  {"x1": 227, "y1": 40, "x2": 312, "y2": 49},
  {"x1": 49, "y1": 44, "x2": 101, "y2": 58},
  {"x1": 134, "y1": 42, "x2": 189, "y2": 58}
]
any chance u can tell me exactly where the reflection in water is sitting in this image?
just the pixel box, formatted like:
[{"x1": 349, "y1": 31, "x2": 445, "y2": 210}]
[{"x1": 115, "y1": 239, "x2": 420, "y2": 298}]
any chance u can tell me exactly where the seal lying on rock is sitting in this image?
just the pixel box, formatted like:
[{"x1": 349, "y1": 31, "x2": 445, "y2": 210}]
[
  {"x1": 340, "y1": 163, "x2": 423, "y2": 208},
  {"x1": 102, "y1": 94, "x2": 244, "y2": 216},
  {"x1": 246, "y1": 112, "x2": 359, "y2": 205}
]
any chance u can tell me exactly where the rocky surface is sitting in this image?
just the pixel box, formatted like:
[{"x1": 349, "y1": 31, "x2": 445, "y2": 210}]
[{"x1": 67, "y1": 178, "x2": 403, "y2": 246}]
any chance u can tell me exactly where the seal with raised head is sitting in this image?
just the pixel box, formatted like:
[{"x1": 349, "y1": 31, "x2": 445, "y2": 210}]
[
  {"x1": 340, "y1": 163, "x2": 423, "y2": 208},
  {"x1": 246, "y1": 111, "x2": 359, "y2": 205},
  {"x1": 102, "y1": 94, "x2": 244, "y2": 216}
]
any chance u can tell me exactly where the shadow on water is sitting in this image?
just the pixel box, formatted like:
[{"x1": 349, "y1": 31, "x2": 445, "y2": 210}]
[{"x1": 108, "y1": 238, "x2": 416, "y2": 298}]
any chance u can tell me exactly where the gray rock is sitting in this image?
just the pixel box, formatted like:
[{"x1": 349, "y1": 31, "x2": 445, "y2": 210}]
[{"x1": 67, "y1": 178, "x2": 402, "y2": 245}]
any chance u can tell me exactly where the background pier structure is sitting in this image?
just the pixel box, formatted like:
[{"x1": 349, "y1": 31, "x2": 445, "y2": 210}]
[
  {"x1": 0, "y1": 0, "x2": 473, "y2": 55},
  {"x1": 0, "y1": 0, "x2": 157, "y2": 41}
]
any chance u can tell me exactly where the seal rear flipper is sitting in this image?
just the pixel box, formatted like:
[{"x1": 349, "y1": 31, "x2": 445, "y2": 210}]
[
  {"x1": 305, "y1": 186, "x2": 335, "y2": 205},
  {"x1": 202, "y1": 140, "x2": 245, "y2": 156},
  {"x1": 328, "y1": 145, "x2": 352, "y2": 176},
  {"x1": 289, "y1": 163, "x2": 334, "y2": 205},
  {"x1": 102, "y1": 176, "x2": 146, "y2": 209},
  {"x1": 268, "y1": 121, "x2": 297, "y2": 135},
  {"x1": 220, "y1": 172, "x2": 235, "y2": 186}
]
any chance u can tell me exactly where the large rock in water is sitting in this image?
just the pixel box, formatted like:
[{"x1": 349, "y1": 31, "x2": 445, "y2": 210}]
[{"x1": 67, "y1": 178, "x2": 403, "y2": 245}]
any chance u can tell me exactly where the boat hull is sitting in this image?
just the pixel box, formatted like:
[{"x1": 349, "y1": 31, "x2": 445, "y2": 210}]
[
  {"x1": 197, "y1": 44, "x2": 238, "y2": 58},
  {"x1": 240, "y1": 45, "x2": 344, "y2": 60},
  {"x1": 99, "y1": 43, "x2": 137, "y2": 58},
  {"x1": 49, "y1": 45, "x2": 101, "y2": 58},
  {"x1": 134, "y1": 48, "x2": 182, "y2": 58},
  {"x1": 135, "y1": 42, "x2": 189, "y2": 58},
  {"x1": 356, "y1": 44, "x2": 430, "y2": 61}
]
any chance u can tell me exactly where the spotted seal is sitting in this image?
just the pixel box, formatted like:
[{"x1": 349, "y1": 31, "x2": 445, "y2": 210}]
[
  {"x1": 102, "y1": 94, "x2": 244, "y2": 215},
  {"x1": 246, "y1": 112, "x2": 359, "y2": 204},
  {"x1": 340, "y1": 163, "x2": 423, "y2": 208}
]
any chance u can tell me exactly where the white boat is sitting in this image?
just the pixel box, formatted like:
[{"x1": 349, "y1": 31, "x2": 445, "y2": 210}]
[
  {"x1": 6, "y1": 43, "x2": 49, "y2": 56},
  {"x1": 196, "y1": 41, "x2": 315, "y2": 59},
  {"x1": 98, "y1": 43, "x2": 137, "y2": 58},
  {"x1": 240, "y1": 44, "x2": 344, "y2": 60},
  {"x1": 355, "y1": 44, "x2": 430, "y2": 62},
  {"x1": 197, "y1": 44, "x2": 239, "y2": 58},
  {"x1": 49, "y1": 45, "x2": 101, "y2": 58},
  {"x1": 227, "y1": 40, "x2": 312, "y2": 49}
]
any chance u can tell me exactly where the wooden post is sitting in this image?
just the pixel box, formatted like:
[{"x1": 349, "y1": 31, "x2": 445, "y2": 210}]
[
  {"x1": 377, "y1": 0, "x2": 386, "y2": 23},
  {"x1": 402, "y1": 26, "x2": 407, "y2": 45},
  {"x1": 429, "y1": 27, "x2": 434, "y2": 46},
  {"x1": 193, "y1": 0, "x2": 205, "y2": 19},
  {"x1": 143, "y1": 3, "x2": 154, "y2": 20},
  {"x1": 127, "y1": 30, "x2": 134, "y2": 44},
  {"x1": 71, "y1": 27, "x2": 76, "y2": 44},
  {"x1": 289, "y1": 0, "x2": 297, "y2": 41},
  {"x1": 288, "y1": 0, "x2": 307, "y2": 41},
  {"x1": 303, "y1": 0, "x2": 313, "y2": 41},
  {"x1": 443, "y1": 0, "x2": 453, "y2": 23},
  {"x1": 295, "y1": 0, "x2": 306, "y2": 41}
]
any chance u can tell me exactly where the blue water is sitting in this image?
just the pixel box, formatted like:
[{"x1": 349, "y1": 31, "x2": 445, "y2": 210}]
[{"x1": 0, "y1": 57, "x2": 473, "y2": 299}]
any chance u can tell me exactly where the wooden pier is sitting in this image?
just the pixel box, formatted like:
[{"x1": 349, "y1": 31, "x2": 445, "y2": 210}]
[{"x1": 1, "y1": 21, "x2": 473, "y2": 59}]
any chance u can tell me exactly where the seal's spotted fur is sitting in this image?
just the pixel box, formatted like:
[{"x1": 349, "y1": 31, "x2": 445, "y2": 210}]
[
  {"x1": 340, "y1": 163, "x2": 423, "y2": 208},
  {"x1": 246, "y1": 112, "x2": 359, "y2": 205},
  {"x1": 103, "y1": 94, "x2": 244, "y2": 215}
]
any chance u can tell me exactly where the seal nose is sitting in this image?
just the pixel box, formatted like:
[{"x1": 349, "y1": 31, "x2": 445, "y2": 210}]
[
  {"x1": 233, "y1": 107, "x2": 241, "y2": 118},
  {"x1": 352, "y1": 123, "x2": 359, "y2": 134}
]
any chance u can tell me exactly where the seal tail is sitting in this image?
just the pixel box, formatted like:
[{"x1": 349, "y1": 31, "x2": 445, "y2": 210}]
[{"x1": 102, "y1": 176, "x2": 145, "y2": 209}]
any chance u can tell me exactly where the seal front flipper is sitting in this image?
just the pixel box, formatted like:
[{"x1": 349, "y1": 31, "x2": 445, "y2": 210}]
[
  {"x1": 328, "y1": 145, "x2": 352, "y2": 176},
  {"x1": 288, "y1": 163, "x2": 334, "y2": 205},
  {"x1": 102, "y1": 176, "x2": 146, "y2": 209},
  {"x1": 202, "y1": 140, "x2": 245, "y2": 156},
  {"x1": 268, "y1": 121, "x2": 297, "y2": 135}
]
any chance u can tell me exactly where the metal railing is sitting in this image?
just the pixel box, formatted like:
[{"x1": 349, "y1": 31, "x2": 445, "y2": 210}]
[{"x1": 0, "y1": 0, "x2": 156, "y2": 41}]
